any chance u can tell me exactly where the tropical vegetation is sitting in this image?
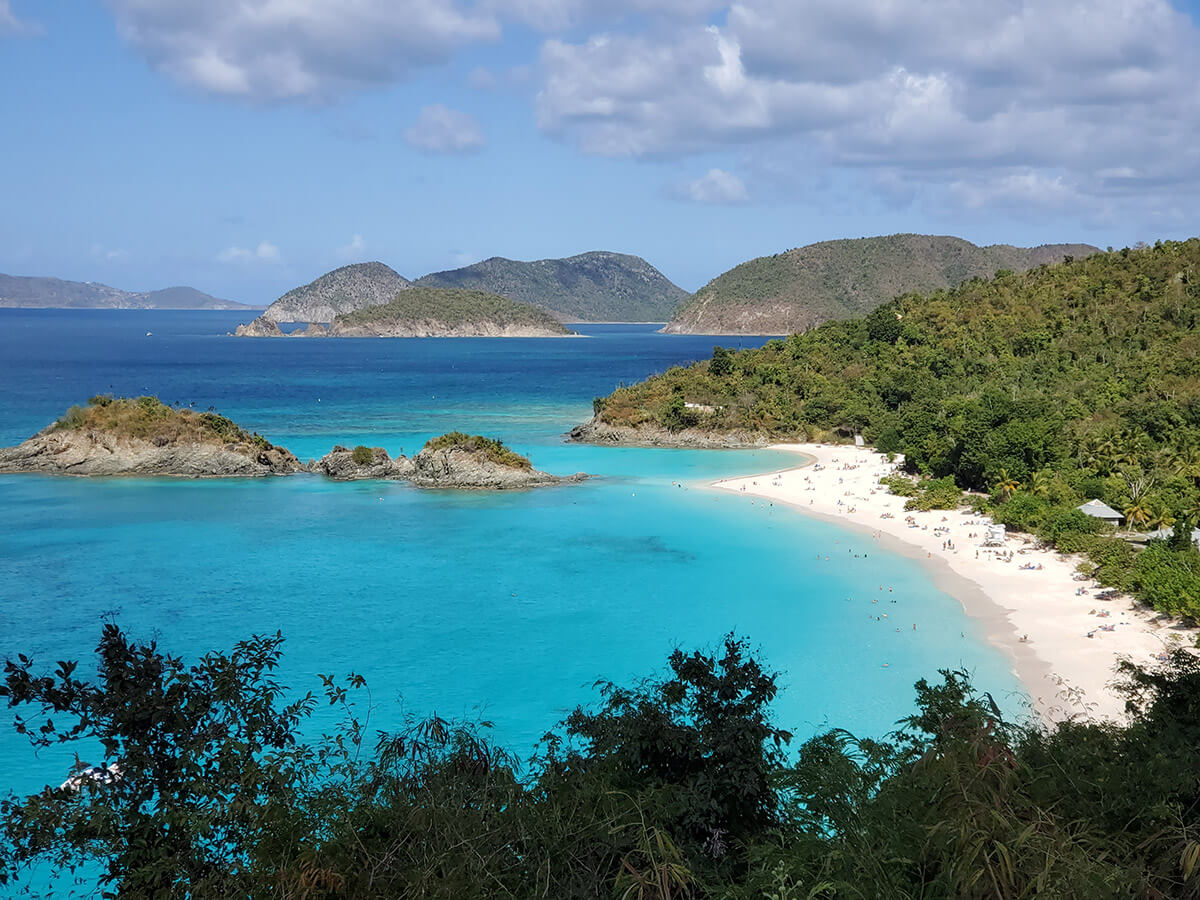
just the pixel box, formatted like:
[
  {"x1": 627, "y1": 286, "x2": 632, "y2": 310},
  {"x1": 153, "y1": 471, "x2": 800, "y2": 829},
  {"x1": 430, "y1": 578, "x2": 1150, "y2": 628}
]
[
  {"x1": 52, "y1": 394, "x2": 275, "y2": 451},
  {"x1": 423, "y1": 432, "x2": 533, "y2": 469},
  {"x1": 5, "y1": 627, "x2": 1200, "y2": 898},
  {"x1": 664, "y1": 234, "x2": 1098, "y2": 334}
]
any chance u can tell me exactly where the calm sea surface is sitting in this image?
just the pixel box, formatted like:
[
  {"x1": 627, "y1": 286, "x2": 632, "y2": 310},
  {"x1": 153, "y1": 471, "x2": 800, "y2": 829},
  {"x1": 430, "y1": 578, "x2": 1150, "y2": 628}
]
[{"x1": 0, "y1": 310, "x2": 1025, "y2": 801}]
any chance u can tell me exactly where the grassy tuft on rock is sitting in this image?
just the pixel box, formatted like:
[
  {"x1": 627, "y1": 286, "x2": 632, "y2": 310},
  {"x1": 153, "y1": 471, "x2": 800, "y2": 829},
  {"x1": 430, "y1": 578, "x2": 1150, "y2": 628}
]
[
  {"x1": 422, "y1": 432, "x2": 532, "y2": 469},
  {"x1": 53, "y1": 395, "x2": 275, "y2": 450}
]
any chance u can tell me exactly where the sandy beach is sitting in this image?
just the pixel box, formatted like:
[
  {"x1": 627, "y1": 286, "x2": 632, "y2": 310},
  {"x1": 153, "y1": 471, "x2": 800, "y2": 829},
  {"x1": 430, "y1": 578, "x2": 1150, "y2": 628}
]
[{"x1": 713, "y1": 443, "x2": 1193, "y2": 724}]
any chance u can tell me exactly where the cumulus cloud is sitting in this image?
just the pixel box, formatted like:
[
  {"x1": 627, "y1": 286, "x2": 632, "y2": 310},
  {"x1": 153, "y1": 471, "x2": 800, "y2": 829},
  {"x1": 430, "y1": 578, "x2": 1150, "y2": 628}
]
[
  {"x1": 404, "y1": 104, "x2": 486, "y2": 153},
  {"x1": 535, "y1": 0, "x2": 1200, "y2": 212},
  {"x1": 218, "y1": 241, "x2": 281, "y2": 264},
  {"x1": 107, "y1": 0, "x2": 500, "y2": 101},
  {"x1": 677, "y1": 168, "x2": 748, "y2": 204}
]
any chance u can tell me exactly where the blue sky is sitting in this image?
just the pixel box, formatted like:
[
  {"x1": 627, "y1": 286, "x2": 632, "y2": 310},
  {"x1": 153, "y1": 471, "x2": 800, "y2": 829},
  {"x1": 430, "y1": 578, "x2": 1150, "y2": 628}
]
[{"x1": 2, "y1": 0, "x2": 1199, "y2": 303}]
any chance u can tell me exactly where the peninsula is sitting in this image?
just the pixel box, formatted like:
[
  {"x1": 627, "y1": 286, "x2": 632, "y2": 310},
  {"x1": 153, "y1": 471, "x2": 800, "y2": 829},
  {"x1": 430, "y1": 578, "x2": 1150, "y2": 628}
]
[{"x1": 0, "y1": 397, "x2": 585, "y2": 489}]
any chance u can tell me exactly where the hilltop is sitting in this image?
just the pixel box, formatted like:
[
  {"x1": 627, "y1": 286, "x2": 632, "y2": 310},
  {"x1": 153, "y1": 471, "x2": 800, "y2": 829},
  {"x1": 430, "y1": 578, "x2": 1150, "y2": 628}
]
[
  {"x1": 260, "y1": 261, "x2": 411, "y2": 323},
  {"x1": 414, "y1": 251, "x2": 686, "y2": 322},
  {"x1": 328, "y1": 287, "x2": 572, "y2": 337},
  {"x1": 0, "y1": 273, "x2": 251, "y2": 309},
  {"x1": 663, "y1": 234, "x2": 1099, "y2": 334}
]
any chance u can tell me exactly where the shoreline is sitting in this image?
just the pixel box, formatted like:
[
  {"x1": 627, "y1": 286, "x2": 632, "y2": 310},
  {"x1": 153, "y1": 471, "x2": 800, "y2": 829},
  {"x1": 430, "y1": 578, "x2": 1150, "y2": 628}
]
[{"x1": 710, "y1": 443, "x2": 1190, "y2": 724}]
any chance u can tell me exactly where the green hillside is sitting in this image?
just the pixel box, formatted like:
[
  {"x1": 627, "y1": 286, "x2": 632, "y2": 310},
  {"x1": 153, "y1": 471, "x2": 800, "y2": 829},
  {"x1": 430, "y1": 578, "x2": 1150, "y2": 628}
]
[
  {"x1": 594, "y1": 239, "x2": 1200, "y2": 617},
  {"x1": 415, "y1": 250, "x2": 686, "y2": 322},
  {"x1": 332, "y1": 286, "x2": 570, "y2": 335},
  {"x1": 664, "y1": 233, "x2": 1099, "y2": 334}
]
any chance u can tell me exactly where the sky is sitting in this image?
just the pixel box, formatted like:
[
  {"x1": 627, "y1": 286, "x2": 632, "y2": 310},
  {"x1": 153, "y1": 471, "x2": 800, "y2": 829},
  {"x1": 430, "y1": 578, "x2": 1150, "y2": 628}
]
[{"x1": 1, "y1": 0, "x2": 1199, "y2": 304}]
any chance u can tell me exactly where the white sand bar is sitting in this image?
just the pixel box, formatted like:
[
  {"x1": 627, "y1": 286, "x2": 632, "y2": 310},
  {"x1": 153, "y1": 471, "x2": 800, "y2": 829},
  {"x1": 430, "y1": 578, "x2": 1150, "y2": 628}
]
[{"x1": 713, "y1": 443, "x2": 1194, "y2": 724}]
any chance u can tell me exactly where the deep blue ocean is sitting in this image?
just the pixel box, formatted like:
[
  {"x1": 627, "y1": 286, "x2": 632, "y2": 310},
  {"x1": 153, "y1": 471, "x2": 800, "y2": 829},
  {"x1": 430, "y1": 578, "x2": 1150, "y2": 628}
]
[{"x1": 0, "y1": 310, "x2": 1025, "y2": 806}]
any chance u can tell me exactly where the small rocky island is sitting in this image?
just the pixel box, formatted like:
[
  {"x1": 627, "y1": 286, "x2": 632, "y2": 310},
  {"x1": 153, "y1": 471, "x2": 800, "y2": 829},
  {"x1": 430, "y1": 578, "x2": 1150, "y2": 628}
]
[
  {"x1": 311, "y1": 434, "x2": 585, "y2": 489},
  {"x1": 0, "y1": 397, "x2": 585, "y2": 489},
  {"x1": 0, "y1": 395, "x2": 303, "y2": 477},
  {"x1": 235, "y1": 287, "x2": 573, "y2": 338}
]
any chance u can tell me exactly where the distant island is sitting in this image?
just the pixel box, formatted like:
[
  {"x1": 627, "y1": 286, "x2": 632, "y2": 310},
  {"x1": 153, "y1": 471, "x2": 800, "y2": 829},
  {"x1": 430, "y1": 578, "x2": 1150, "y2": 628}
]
[
  {"x1": 237, "y1": 287, "x2": 574, "y2": 338},
  {"x1": 238, "y1": 252, "x2": 685, "y2": 333},
  {"x1": 414, "y1": 251, "x2": 686, "y2": 322},
  {"x1": 0, "y1": 274, "x2": 253, "y2": 310},
  {"x1": 662, "y1": 234, "x2": 1100, "y2": 335},
  {"x1": 256, "y1": 261, "x2": 413, "y2": 324},
  {"x1": 0, "y1": 396, "x2": 585, "y2": 488}
]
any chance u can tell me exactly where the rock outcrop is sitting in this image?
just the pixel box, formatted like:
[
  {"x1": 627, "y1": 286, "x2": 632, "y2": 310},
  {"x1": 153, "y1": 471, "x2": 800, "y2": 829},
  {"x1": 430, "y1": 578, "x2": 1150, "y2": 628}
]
[
  {"x1": 567, "y1": 417, "x2": 771, "y2": 449},
  {"x1": 0, "y1": 428, "x2": 303, "y2": 477},
  {"x1": 234, "y1": 316, "x2": 285, "y2": 337},
  {"x1": 410, "y1": 446, "x2": 585, "y2": 489},
  {"x1": 308, "y1": 445, "x2": 414, "y2": 480},
  {"x1": 0, "y1": 398, "x2": 586, "y2": 489}
]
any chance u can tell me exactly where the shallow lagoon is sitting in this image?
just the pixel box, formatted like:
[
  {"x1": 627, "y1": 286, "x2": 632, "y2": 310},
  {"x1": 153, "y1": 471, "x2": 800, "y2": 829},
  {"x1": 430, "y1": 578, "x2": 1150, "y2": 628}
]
[{"x1": 0, "y1": 312, "x2": 1025, "y2": 800}]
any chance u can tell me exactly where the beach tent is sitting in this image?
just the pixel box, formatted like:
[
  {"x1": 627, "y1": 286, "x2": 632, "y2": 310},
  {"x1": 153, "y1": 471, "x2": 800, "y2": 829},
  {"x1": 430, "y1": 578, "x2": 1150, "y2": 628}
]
[{"x1": 1077, "y1": 499, "x2": 1123, "y2": 525}]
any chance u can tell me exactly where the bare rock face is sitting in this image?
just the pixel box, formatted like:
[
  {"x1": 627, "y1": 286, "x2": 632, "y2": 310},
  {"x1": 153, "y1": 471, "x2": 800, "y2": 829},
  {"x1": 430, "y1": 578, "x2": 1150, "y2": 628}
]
[
  {"x1": 233, "y1": 316, "x2": 285, "y2": 337},
  {"x1": 410, "y1": 446, "x2": 585, "y2": 489},
  {"x1": 567, "y1": 417, "x2": 770, "y2": 449},
  {"x1": 0, "y1": 429, "x2": 303, "y2": 477},
  {"x1": 292, "y1": 322, "x2": 329, "y2": 337},
  {"x1": 308, "y1": 445, "x2": 415, "y2": 480}
]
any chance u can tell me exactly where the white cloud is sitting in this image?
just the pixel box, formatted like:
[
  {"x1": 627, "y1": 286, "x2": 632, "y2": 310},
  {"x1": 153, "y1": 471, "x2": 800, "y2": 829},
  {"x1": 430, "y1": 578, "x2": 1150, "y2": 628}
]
[
  {"x1": 678, "y1": 168, "x2": 748, "y2": 204},
  {"x1": 0, "y1": 0, "x2": 36, "y2": 35},
  {"x1": 535, "y1": 0, "x2": 1200, "y2": 213},
  {"x1": 336, "y1": 234, "x2": 366, "y2": 259},
  {"x1": 218, "y1": 241, "x2": 281, "y2": 264},
  {"x1": 107, "y1": 0, "x2": 500, "y2": 101},
  {"x1": 404, "y1": 104, "x2": 486, "y2": 153}
]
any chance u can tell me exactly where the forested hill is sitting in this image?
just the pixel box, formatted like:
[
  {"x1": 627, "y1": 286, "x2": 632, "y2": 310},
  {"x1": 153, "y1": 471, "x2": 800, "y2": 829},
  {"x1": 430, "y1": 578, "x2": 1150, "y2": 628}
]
[
  {"x1": 261, "y1": 262, "x2": 412, "y2": 323},
  {"x1": 414, "y1": 251, "x2": 687, "y2": 322},
  {"x1": 593, "y1": 239, "x2": 1200, "y2": 488},
  {"x1": 663, "y1": 234, "x2": 1099, "y2": 334},
  {"x1": 329, "y1": 287, "x2": 571, "y2": 337}
]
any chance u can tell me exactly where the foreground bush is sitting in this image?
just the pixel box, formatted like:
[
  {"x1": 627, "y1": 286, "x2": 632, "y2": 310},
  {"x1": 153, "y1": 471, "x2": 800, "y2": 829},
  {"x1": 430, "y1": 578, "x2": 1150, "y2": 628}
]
[{"x1": 4, "y1": 626, "x2": 1200, "y2": 897}]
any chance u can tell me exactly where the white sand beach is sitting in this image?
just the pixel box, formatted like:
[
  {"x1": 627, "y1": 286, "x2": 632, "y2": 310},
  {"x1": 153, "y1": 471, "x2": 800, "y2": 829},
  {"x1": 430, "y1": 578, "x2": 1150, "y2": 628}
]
[{"x1": 713, "y1": 444, "x2": 1193, "y2": 723}]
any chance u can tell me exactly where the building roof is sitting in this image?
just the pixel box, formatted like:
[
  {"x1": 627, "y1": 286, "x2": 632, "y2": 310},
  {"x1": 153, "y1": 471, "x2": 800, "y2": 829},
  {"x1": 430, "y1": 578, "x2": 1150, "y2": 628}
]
[{"x1": 1078, "y1": 499, "x2": 1123, "y2": 520}]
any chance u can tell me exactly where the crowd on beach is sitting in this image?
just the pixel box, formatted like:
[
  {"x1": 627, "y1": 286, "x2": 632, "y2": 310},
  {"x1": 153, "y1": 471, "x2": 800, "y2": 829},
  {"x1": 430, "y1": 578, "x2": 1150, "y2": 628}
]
[{"x1": 710, "y1": 445, "x2": 1185, "y2": 721}]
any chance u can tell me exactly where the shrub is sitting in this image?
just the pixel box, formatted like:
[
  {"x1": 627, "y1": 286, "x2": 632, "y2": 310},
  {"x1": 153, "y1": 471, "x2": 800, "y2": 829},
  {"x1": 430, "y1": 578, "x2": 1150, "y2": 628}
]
[
  {"x1": 351, "y1": 445, "x2": 375, "y2": 466},
  {"x1": 423, "y1": 432, "x2": 532, "y2": 469}
]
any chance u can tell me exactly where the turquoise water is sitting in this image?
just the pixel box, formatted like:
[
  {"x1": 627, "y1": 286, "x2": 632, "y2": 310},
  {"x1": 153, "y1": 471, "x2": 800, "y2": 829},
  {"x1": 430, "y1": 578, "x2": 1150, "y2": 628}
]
[{"x1": 0, "y1": 311, "x2": 1026, "y2": 806}]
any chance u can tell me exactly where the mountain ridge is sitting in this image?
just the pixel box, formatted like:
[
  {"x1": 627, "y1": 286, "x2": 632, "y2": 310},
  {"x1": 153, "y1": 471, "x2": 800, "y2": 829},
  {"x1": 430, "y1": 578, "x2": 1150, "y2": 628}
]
[
  {"x1": 664, "y1": 234, "x2": 1101, "y2": 334},
  {"x1": 414, "y1": 251, "x2": 687, "y2": 322},
  {"x1": 0, "y1": 273, "x2": 252, "y2": 310}
]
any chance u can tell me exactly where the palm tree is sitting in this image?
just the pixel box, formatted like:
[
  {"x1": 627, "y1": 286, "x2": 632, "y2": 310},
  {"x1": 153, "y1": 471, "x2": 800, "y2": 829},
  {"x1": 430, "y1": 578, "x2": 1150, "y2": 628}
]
[
  {"x1": 1182, "y1": 502, "x2": 1200, "y2": 527},
  {"x1": 994, "y1": 469, "x2": 1020, "y2": 501},
  {"x1": 1124, "y1": 500, "x2": 1153, "y2": 531},
  {"x1": 1149, "y1": 507, "x2": 1176, "y2": 531},
  {"x1": 1030, "y1": 470, "x2": 1053, "y2": 497}
]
